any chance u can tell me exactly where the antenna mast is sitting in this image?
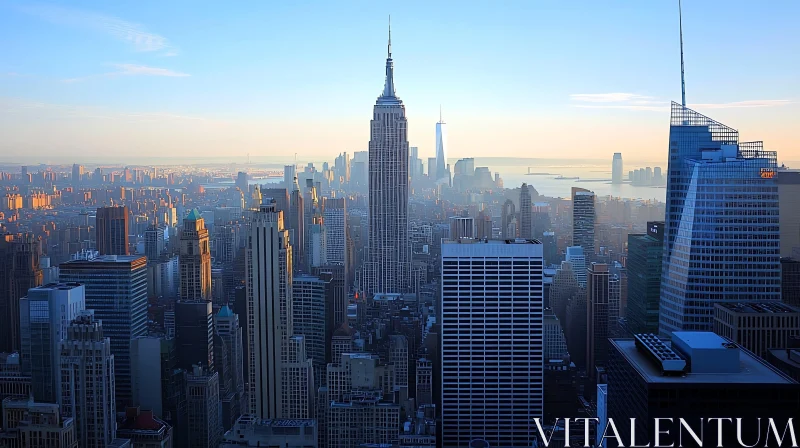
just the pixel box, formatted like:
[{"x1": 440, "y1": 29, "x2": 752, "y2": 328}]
[{"x1": 679, "y1": 0, "x2": 686, "y2": 107}]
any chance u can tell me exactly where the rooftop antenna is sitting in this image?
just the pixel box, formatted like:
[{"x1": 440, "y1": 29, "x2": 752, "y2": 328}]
[
  {"x1": 679, "y1": 0, "x2": 686, "y2": 107},
  {"x1": 388, "y1": 15, "x2": 392, "y2": 58},
  {"x1": 439, "y1": 104, "x2": 442, "y2": 123}
]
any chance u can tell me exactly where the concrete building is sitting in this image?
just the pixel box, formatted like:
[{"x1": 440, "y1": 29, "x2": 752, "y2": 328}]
[
  {"x1": 215, "y1": 305, "x2": 246, "y2": 431},
  {"x1": 0, "y1": 233, "x2": 43, "y2": 354},
  {"x1": 713, "y1": 302, "x2": 800, "y2": 359},
  {"x1": 448, "y1": 216, "x2": 474, "y2": 240},
  {"x1": 246, "y1": 199, "x2": 292, "y2": 418},
  {"x1": 179, "y1": 209, "x2": 212, "y2": 301},
  {"x1": 59, "y1": 254, "x2": 148, "y2": 409},
  {"x1": 186, "y1": 365, "x2": 222, "y2": 448},
  {"x1": 607, "y1": 332, "x2": 800, "y2": 447},
  {"x1": 544, "y1": 310, "x2": 568, "y2": 361},
  {"x1": 781, "y1": 257, "x2": 800, "y2": 308},
  {"x1": 440, "y1": 238, "x2": 544, "y2": 447},
  {"x1": 364, "y1": 24, "x2": 412, "y2": 295},
  {"x1": 19, "y1": 283, "x2": 85, "y2": 404},
  {"x1": 95, "y1": 206, "x2": 129, "y2": 256},
  {"x1": 565, "y1": 246, "x2": 587, "y2": 287},
  {"x1": 59, "y1": 311, "x2": 115, "y2": 448},
  {"x1": 323, "y1": 198, "x2": 347, "y2": 266},
  {"x1": 220, "y1": 415, "x2": 317, "y2": 447},
  {"x1": 292, "y1": 275, "x2": 327, "y2": 390},
  {"x1": 777, "y1": 169, "x2": 800, "y2": 257},
  {"x1": 0, "y1": 353, "x2": 31, "y2": 407},
  {"x1": 0, "y1": 398, "x2": 78, "y2": 448}
]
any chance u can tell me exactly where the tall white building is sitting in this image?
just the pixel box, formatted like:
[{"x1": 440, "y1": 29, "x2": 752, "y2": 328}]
[
  {"x1": 441, "y1": 238, "x2": 544, "y2": 447},
  {"x1": 364, "y1": 23, "x2": 411, "y2": 295},
  {"x1": 246, "y1": 198, "x2": 312, "y2": 420},
  {"x1": 292, "y1": 274, "x2": 327, "y2": 391},
  {"x1": 572, "y1": 187, "x2": 596, "y2": 259},
  {"x1": 246, "y1": 199, "x2": 292, "y2": 418},
  {"x1": 60, "y1": 310, "x2": 116, "y2": 448}
]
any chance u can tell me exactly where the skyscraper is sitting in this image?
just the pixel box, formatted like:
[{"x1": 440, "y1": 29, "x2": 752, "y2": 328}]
[
  {"x1": 565, "y1": 246, "x2": 587, "y2": 287},
  {"x1": 186, "y1": 365, "x2": 223, "y2": 448},
  {"x1": 365, "y1": 23, "x2": 411, "y2": 295},
  {"x1": 95, "y1": 206, "x2": 129, "y2": 256},
  {"x1": 59, "y1": 254, "x2": 148, "y2": 410},
  {"x1": 611, "y1": 153, "x2": 623, "y2": 184},
  {"x1": 660, "y1": 104, "x2": 781, "y2": 335},
  {"x1": 144, "y1": 221, "x2": 166, "y2": 261},
  {"x1": 441, "y1": 238, "x2": 544, "y2": 447},
  {"x1": 627, "y1": 221, "x2": 665, "y2": 335},
  {"x1": 501, "y1": 199, "x2": 516, "y2": 239},
  {"x1": 518, "y1": 183, "x2": 532, "y2": 239},
  {"x1": 179, "y1": 209, "x2": 212, "y2": 301},
  {"x1": 60, "y1": 310, "x2": 116, "y2": 448},
  {"x1": 19, "y1": 283, "x2": 85, "y2": 403},
  {"x1": 175, "y1": 300, "x2": 214, "y2": 370},
  {"x1": 236, "y1": 172, "x2": 248, "y2": 193},
  {"x1": 586, "y1": 263, "x2": 619, "y2": 386},
  {"x1": 324, "y1": 198, "x2": 347, "y2": 265},
  {"x1": 215, "y1": 305, "x2": 246, "y2": 431},
  {"x1": 0, "y1": 233, "x2": 43, "y2": 353},
  {"x1": 571, "y1": 187, "x2": 595, "y2": 259},
  {"x1": 435, "y1": 108, "x2": 447, "y2": 183},
  {"x1": 71, "y1": 164, "x2": 84, "y2": 185},
  {"x1": 246, "y1": 199, "x2": 292, "y2": 418},
  {"x1": 288, "y1": 176, "x2": 305, "y2": 270},
  {"x1": 292, "y1": 274, "x2": 327, "y2": 390}
]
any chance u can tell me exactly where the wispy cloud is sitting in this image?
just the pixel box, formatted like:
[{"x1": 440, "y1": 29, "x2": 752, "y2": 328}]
[
  {"x1": 16, "y1": 2, "x2": 177, "y2": 55},
  {"x1": 64, "y1": 63, "x2": 190, "y2": 83},
  {"x1": 569, "y1": 93, "x2": 668, "y2": 111},
  {"x1": 570, "y1": 93, "x2": 793, "y2": 112}
]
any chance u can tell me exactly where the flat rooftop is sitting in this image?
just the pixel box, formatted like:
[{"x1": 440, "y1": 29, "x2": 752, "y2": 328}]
[
  {"x1": 716, "y1": 302, "x2": 800, "y2": 315},
  {"x1": 610, "y1": 338, "x2": 794, "y2": 384},
  {"x1": 443, "y1": 238, "x2": 542, "y2": 245}
]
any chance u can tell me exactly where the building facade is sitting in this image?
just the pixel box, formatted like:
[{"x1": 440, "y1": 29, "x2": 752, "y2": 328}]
[
  {"x1": 713, "y1": 302, "x2": 800, "y2": 359},
  {"x1": 95, "y1": 206, "x2": 129, "y2": 256},
  {"x1": 19, "y1": 283, "x2": 85, "y2": 404},
  {"x1": 440, "y1": 238, "x2": 544, "y2": 447},
  {"x1": 59, "y1": 311, "x2": 116, "y2": 448},
  {"x1": 364, "y1": 26, "x2": 411, "y2": 295},
  {"x1": 179, "y1": 209, "x2": 212, "y2": 301},
  {"x1": 59, "y1": 254, "x2": 148, "y2": 409},
  {"x1": 0, "y1": 233, "x2": 43, "y2": 354},
  {"x1": 661, "y1": 104, "x2": 781, "y2": 335},
  {"x1": 571, "y1": 187, "x2": 595, "y2": 259},
  {"x1": 626, "y1": 222, "x2": 665, "y2": 335}
]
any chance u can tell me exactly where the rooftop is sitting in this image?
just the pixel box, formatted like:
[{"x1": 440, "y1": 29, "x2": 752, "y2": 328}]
[
  {"x1": 30, "y1": 282, "x2": 83, "y2": 291},
  {"x1": 442, "y1": 238, "x2": 542, "y2": 245},
  {"x1": 611, "y1": 336, "x2": 794, "y2": 384},
  {"x1": 716, "y1": 301, "x2": 800, "y2": 315},
  {"x1": 184, "y1": 208, "x2": 203, "y2": 221}
]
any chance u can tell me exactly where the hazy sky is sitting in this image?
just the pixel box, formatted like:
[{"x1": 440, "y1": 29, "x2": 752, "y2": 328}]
[{"x1": 1, "y1": 0, "x2": 798, "y2": 164}]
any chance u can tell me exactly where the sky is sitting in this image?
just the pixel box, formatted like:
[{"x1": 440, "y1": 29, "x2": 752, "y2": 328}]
[{"x1": 1, "y1": 0, "x2": 799, "y2": 165}]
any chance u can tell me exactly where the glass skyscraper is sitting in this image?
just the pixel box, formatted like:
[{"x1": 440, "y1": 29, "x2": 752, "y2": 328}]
[
  {"x1": 59, "y1": 254, "x2": 148, "y2": 409},
  {"x1": 660, "y1": 103, "x2": 781, "y2": 335}
]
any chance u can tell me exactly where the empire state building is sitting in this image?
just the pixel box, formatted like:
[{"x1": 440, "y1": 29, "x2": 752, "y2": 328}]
[{"x1": 364, "y1": 22, "x2": 411, "y2": 295}]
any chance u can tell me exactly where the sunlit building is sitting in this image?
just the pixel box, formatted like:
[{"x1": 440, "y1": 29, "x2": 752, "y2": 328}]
[{"x1": 660, "y1": 104, "x2": 781, "y2": 335}]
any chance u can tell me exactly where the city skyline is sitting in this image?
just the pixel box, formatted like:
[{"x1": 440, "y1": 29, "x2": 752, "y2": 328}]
[{"x1": 1, "y1": 1, "x2": 799, "y2": 162}]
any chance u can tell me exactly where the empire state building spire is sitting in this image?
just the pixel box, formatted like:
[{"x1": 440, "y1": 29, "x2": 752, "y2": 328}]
[{"x1": 378, "y1": 16, "x2": 399, "y2": 104}]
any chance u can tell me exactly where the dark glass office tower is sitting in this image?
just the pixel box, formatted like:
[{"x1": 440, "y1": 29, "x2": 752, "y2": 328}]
[
  {"x1": 60, "y1": 254, "x2": 147, "y2": 409},
  {"x1": 626, "y1": 222, "x2": 664, "y2": 335}
]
